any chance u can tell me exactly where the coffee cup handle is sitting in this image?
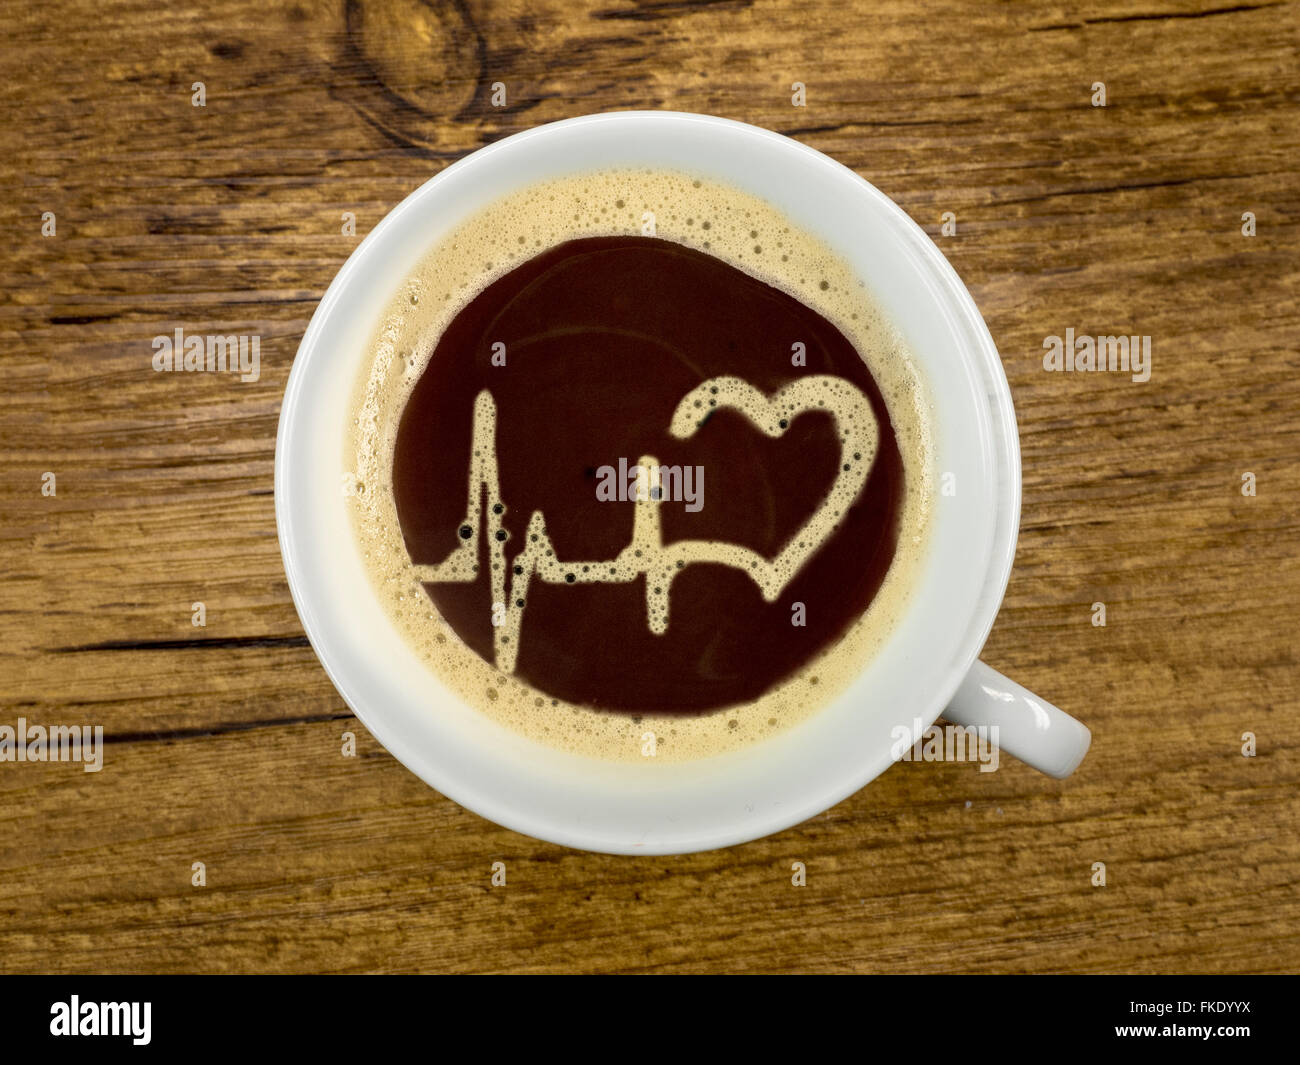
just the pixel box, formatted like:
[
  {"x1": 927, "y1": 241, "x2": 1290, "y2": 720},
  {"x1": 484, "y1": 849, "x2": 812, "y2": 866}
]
[{"x1": 941, "y1": 661, "x2": 1091, "y2": 779}]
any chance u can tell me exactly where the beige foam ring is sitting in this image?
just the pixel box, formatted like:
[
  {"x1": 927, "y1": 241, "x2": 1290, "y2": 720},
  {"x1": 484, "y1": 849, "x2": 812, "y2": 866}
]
[{"x1": 345, "y1": 168, "x2": 934, "y2": 763}]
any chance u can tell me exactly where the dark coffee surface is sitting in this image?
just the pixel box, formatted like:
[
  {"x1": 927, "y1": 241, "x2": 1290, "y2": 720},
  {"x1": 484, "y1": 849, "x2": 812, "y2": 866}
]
[{"x1": 392, "y1": 236, "x2": 904, "y2": 714}]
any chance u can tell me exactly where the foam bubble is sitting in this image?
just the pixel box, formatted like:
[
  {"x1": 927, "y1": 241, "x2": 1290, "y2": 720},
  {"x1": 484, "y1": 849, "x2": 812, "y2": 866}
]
[{"x1": 346, "y1": 169, "x2": 934, "y2": 763}]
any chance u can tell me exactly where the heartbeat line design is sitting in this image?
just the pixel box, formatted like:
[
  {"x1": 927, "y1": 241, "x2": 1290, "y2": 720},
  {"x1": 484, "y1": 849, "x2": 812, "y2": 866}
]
[{"x1": 409, "y1": 375, "x2": 878, "y2": 673}]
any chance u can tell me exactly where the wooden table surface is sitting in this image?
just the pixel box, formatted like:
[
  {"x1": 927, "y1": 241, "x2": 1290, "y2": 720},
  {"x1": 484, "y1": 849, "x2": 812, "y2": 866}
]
[{"x1": 2, "y1": 0, "x2": 1297, "y2": 974}]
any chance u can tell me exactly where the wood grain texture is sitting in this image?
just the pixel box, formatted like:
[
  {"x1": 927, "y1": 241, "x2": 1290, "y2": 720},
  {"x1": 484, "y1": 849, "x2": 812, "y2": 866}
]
[{"x1": 1, "y1": 0, "x2": 1297, "y2": 973}]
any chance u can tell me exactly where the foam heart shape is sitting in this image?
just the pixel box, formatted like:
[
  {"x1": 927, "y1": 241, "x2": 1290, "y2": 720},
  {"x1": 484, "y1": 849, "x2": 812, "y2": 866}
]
[{"x1": 412, "y1": 374, "x2": 878, "y2": 672}]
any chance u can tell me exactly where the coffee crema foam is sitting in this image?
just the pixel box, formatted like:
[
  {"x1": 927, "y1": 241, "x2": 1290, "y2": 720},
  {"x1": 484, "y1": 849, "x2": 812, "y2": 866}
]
[{"x1": 347, "y1": 169, "x2": 934, "y2": 763}]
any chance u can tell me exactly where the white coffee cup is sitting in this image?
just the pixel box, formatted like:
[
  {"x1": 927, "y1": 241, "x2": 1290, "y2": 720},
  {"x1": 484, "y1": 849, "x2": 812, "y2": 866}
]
[{"x1": 275, "y1": 111, "x2": 1091, "y2": 855}]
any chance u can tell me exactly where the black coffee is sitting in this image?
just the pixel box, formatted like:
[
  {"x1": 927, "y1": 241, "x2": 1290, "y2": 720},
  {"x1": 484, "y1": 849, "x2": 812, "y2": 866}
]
[{"x1": 390, "y1": 236, "x2": 904, "y2": 715}]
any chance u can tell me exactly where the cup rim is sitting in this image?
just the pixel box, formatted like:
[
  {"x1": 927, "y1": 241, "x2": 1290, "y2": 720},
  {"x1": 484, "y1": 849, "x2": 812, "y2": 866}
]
[{"x1": 275, "y1": 110, "x2": 1021, "y2": 853}]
